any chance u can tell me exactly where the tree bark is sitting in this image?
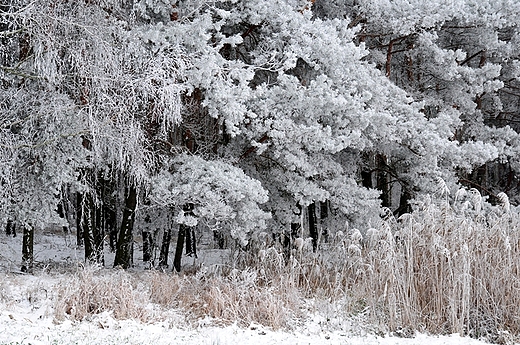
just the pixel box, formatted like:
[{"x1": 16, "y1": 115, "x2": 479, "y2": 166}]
[
  {"x1": 395, "y1": 189, "x2": 412, "y2": 217},
  {"x1": 185, "y1": 227, "x2": 197, "y2": 257},
  {"x1": 142, "y1": 231, "x2": 154, "y2": 263},
  {"x1": 173, "y1": 204, "x2": 194, "y2": 272},
  {"x1": 283, "y1": 230, "x2": 291, "y2": 263},
  {"x1": 75, "y1": 192, "x2": 84, "y2": 246},
  {"x1": 158, "y1": 227, "x2": 171, "y2": 268},
  {"x1": 376, "y1": 154, "x2": 391, "y2": 208},
  {"x1": 5, "y1": 219, "x2": 16, "y2": 237},
  {"x1": 114, "y1": 185, "x2": 137, "y2": 269},
  {"x1": 82, "y1": 192, "x2": 104, "y2": 265},
  {"x1": 173, "y1": 224, "x2": 186, "y2": 272},
  {"x1": 213, "y1": 230, "x2": 225, "y2": 249},
  {"x1": 104, "y1": 205, "x2": 117, "y2": 252},
  {"x1": 56, "y1": 200, "x2": 69, "y2": 233},
  {"x1": 320, "y1": 200, "x2": 329, "y2": 243},
  {"x1": 308, "y1": 202, "x2": 318, "y2": 252},
  {"x1": 142, "y1": 207, "x2": 154, "y2": 264},
  {"x1": 21, "y1": 223, "x2": 34, "y2": 273},
  {"x1": 285, "y1": 204, "x2": 302, "y2": 262},
  {"x1": 185, "y1": 227, "x2": 192, "y2": 256}
]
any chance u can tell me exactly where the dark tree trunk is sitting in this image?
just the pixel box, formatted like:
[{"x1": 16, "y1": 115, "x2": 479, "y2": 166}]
[
  {"x1": 395, "y1": 189, "x2": 412, "y2": 217},
  {"x1": 320, "y1": 201, "x2": 329, "y2": 243},
  {"x1": 76, "y1": 192, "x2": 84, "y2": 246},
  {"x1": 283, "y1": 230, "x2": 291, "y2": 263},
  {"x1": 361, "y1": 170, "x2": 373, "y2": 189},
  {"x1": 21, "y1": 223, "x2": 33, "y2": 273},
  {"x1": 142, "y1": 212, "x2": 153, "y2": 263},
  {"x1": 173, "y1": 204, "x2": 194, "y2": 272},
  {"x1": 56, "y1": 201, "x2": 69, "y2": 233},
  {"x1": 185, "y1": 227, "x2": 192, "y2": 256},
  {"x1": 5, "y1": 219, "x2": 16, "y2": 237},
  {"x1": 82, "y1": 193, "x2": 95, "y2": 261},
  {"x1": 158, "y1": 227, "x2": 172, "y2": 268},
  {"x1": 93, "y1": 197, "x2": 105, "y2": 264},
  {"x1": 285, "y1": 204, "x2": 302, "y2": 262},
  {"x1": 320, "y1": 201, "x2": 328, "y2": 219},
  {"x1": 213, "y1": 230, "x2": 225, "y2": 249},
  {"x1": 82, "y1": 192, "x2": 104, "y2": 265},
  {"x1": 104, "y1": 206, "x2": 117, "y2": 252},
  {"x1": 114, "y1": 185, "x2": 137, "y2": 269},
  {"x1": 173, "y1": 224, "x2": 186, "y2": 272},
  {"x1": 98, "y1": 175, "x2": 117, "y2": 252},
  {"x1": 185, "y1": 227, "x2": 197, "y2": 257},
  {"x1": 376, "y1": 154, "x2": 391, "y2": 208},
  {"x1": 291, "y1": 221, "x2": 301, "y2": 240},
  {"x1": 18, "y1": 33, "x2": 30, "y2": 62},
  {"x1": 142, "y1": 223, "x2": 154, "y2": 265},
  {"x1": 308, "y1": 202, "x2": 318, "y2": 252}
]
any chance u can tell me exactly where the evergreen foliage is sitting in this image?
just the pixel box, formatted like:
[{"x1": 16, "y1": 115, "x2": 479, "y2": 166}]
[{"x1": 1, "y1": 0, "x2": 520, "y2": 280}]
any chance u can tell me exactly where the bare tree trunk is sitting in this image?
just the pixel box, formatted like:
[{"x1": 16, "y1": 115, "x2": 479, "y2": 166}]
[
  {"x1": 82, "y1": 192, "x2": 104, "y2": 265},
  {"x1": 75, "y1": 192, "x2": 84, "y2": 246},
  {"x1": 94, "y1": 203, "x2": 105, "y2": 265},
  {"x1": 308, "y1": 202, "x2": 318, "y2": 252},
  {"x1": 158, "y1": 227, "x2": 171, "y2": 268},
  {"x1": 21, "y1": 223, "x2": 33, "y2": 273},
  {"x1": 142, "y1": 214, "x2": 154, "y2": 264},
  {"x1": 173, "y1": 224, "x2": 186, "y2": 272},
  {"x1": 213, "y1": 230, "x2": 225, "y2": 249},
  {"x1": 320, "y1": 200, "x2": 329, "y2": 243},
  {"x1": 185, "y1": 227, "x2": 197, "y2": 257},
  {"x1": 82, "y1": 192, "x2": 94, "y2": 261},
  {"x1": 104, "y1": 205, "x2": 117, "y2": 252},
  {"x1": 173, "y1": 204, "x2": 194, "y2": 272},
  {"x1": 143, "y1": 231, "x2": 154, "y2": 263},
  {"x1": 283, "y1": 229, "x2": 291, "y2": 263},
  {"x1": 285, "y1": 204, "x2": 302, "y2": 263},
  {"x1": 114, "y1": 185, "x2": 137, "y2": 269},
  {"x1": 376, "y1": 154, "x2": 391, "y2": 208},
  {"x1": 5, "y1": 218, "x2": 16, "y2": 237},
  {"x1": 56, "y1": 200, "x2": 69, "y2": 233},
  {"x1": 80, "y1": 193, "x2": 96, "y2": 262}
]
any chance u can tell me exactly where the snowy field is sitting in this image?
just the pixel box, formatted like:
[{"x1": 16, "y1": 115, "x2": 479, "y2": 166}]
[
  {"x1": 0, "y1": 232, "x2": 508, "y2": 345},
  {"x1": 0, "y1": 310, "x2": 495, "y2": 345}
]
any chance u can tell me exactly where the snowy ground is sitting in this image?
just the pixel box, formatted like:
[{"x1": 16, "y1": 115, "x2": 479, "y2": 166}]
[
  {"x1": 0, "y1": 305, "x2": 494, "y2": 345},
  {"x1": 0, "y1": 231, "x2": 507, "y2": 345}
]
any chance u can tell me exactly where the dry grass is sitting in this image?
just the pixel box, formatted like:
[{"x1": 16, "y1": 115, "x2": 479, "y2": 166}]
[
  {"x1": 224, "y1": 193, "x2": 520, "y2": 343},
  {"x1": 50, "y1": 192, "x2": 520, "y2": 343},
  {"x1": 148, "y1": 268, "x2": 301, "y2": 329},
  {"x1": 54, "y1": 267, "x2": 150, "y2": 322},
  {"x1": 280, "y1": 197, "x2": 520, "y2": 343},
  {"x1": 361, "y1": 203, "x2": 520, "y2": 343},
  {"x1": 53, "y1": 265, "x2": 302, "y2": 330}
]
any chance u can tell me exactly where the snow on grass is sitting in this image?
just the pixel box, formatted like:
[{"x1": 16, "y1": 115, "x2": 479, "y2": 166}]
[
  {"x1": 0, "y1": 295, "x2": 495, "y2": 345},
  {"x1": 0, "y1": 267, "x2": 503, "y2": 345},
  {"x1": 0, "y1": 223, "x2": 518, "y2": 345}
]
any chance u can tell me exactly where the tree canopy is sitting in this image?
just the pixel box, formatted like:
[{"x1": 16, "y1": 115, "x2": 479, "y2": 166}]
[{"x1": 1, "y1": 0, "x2": 520, "y2": 268}]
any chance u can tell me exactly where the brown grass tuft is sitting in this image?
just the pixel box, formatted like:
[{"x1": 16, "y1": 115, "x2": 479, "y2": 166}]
[
  {"x1": 148, "y1": 267, "x2": 301, "y2": 329},
  {"x1": 54, "y1": 266, "x2": 149, "y2": 322}
]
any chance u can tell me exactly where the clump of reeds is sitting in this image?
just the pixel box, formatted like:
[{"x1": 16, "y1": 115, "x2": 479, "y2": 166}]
[
  {"x1": 147, "y1": 266, "x2": 301, "y2": 329},
  {"x1": 54, "y1": 266, "x2": 149, "y2": 322},
  {"x1": 51, "y1": 187, "x2": 520, "y2": 342},
  {"x1": 294, "y1": 187, "x2": 520, "y2": 343}
]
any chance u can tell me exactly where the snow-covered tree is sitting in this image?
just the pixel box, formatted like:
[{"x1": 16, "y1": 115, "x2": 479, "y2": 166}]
[
  {"x1": 2, "y1": 0, "x2": 520, "y2": 271},
  {"x1": 315, "y1": 0, "x2": 520, "y2": 203}
]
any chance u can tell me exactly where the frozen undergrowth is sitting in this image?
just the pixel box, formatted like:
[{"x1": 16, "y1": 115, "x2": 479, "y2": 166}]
[
  {"x1": 0, "y1": 271, "x2": 496, "y2": 345},
  {"x1": 2, "y1": 200, "x2": 520, "y2": 345}
]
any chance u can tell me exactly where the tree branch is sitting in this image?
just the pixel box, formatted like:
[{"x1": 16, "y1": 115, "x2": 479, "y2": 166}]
[{"x1": 238, "y1": 134, "x2": 269, "y2": 161}]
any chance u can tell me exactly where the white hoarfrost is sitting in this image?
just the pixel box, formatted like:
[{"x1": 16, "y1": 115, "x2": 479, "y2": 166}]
[{"x1": 0, "y1": 229, "x2": 510, "y2": 345}]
